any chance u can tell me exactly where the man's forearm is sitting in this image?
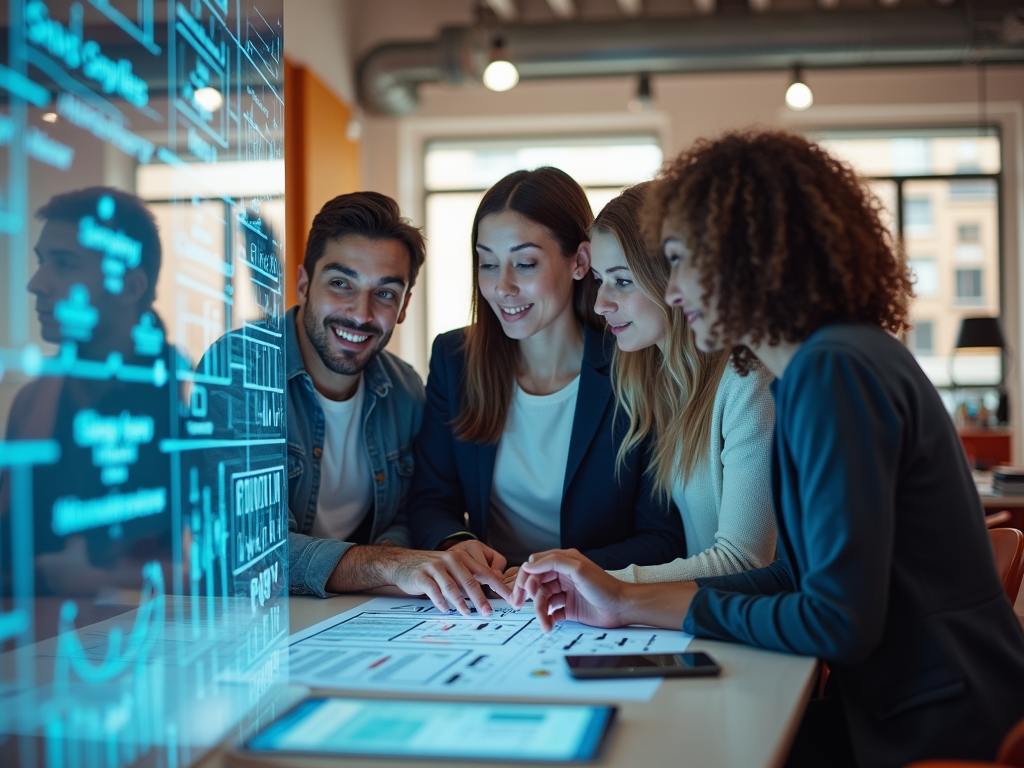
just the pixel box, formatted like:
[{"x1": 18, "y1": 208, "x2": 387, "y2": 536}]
[
  {"x1": 620, "y1": 580, "x2": 699, "y2": 629},
  {"x1": 324, "y1": 545, "x2": 398, "y2": 593}
]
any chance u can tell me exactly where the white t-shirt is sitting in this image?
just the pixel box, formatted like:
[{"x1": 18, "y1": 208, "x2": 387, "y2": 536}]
[
  {"x1": 311, "y1": 376, "x2": 374, "y2": 542},
  {"x1": 488, "y1": 376, "x2": 580, "y2": 566}
]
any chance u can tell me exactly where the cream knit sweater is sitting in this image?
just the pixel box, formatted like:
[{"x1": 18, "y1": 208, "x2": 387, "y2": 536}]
[{"x1": 608, "y1": 363, "x2": 777, "y2": 584}]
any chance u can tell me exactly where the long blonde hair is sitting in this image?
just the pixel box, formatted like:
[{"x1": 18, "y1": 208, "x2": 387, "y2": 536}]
[{"x1": 593, "y1": 183, "x2": 729, "y2": 501}]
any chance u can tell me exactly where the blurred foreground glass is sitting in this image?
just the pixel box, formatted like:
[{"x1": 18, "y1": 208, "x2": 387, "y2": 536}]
[{"x1": 0, "y1": 1, "x2": 292, "y2": 766}]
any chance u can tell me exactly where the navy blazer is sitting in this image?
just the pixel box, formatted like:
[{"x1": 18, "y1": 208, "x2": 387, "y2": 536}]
[
  {"x1": 409, "y1": 326, "x2": 685, "y2": 569},
  {"x1": 684, "y1": 325, "x2": 1024, "y2": 768}
]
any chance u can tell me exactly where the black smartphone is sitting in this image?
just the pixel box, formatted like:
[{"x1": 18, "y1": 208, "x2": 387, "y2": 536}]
[{"x1": 565, "y1": 651, "x2": 721, "y2": 679}]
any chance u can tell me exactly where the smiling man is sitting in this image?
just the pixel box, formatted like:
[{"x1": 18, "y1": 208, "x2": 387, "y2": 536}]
[{"x1": 286, "y1": 192, "x2": 510, "y2": 613}]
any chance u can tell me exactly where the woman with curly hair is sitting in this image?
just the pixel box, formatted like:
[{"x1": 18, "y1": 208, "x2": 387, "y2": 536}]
[
  {"x1": 512, "y1": 131, "x2": 1024, "y2": 767},
  {"x1": 589, "y1": 183, "x2": 777, "y2": 583}
]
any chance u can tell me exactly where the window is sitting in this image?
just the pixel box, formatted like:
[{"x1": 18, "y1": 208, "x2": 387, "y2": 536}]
[
  {"x1": 955, "y1": 223, "x2": 983, "y2": 263},
  {"x1": 818, "y1": 129, "x2": 1001, "y2": 388},
  {"x1": 950, "y1": 179, "x2": 997, "y2": 202},
  {"x1": 958, "y1": 223, "x2": 981, "y2": 243},
  {"x1": 955, "y1": 269, "x2": 983, "y2": 304},
  {"x1": 909, "y1": 321, "x2": 935, "y2": 356},
  {"x1": 423, "y1": 136, "x2": 663, "y2": 345},
  {"x1": 904, "y1": 197, "x2": 934, "y2": 238},
  {"x1": 909, "y1": 258, "x2": 939, "y2": 297}
]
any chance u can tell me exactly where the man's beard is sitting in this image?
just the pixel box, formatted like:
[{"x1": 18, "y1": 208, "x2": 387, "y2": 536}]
[{"x1": 303, "y1": 306, "x2": 393, "y2": 376}]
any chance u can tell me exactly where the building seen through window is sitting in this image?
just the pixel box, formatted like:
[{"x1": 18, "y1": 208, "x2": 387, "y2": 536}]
[{"x1": 819, "y1": 129, "x2": 1002, "y2": 391}]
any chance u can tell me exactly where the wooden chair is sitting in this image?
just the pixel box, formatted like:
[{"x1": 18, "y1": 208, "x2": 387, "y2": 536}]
[
  {"x1": 990, "y1": 527, "x2": 1024, "y2": 604},
  {"x1": 987, "y1": 511, "x2": 1014, "y2": 529}
]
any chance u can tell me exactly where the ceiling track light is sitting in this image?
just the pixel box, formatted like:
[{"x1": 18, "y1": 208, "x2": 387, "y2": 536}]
[
  {"x1": 482, "y1": 36, "x2": 520, "y2": 92},
  {"x1": 627, "y1": 73, "x2": 653, "y2": 113},
  {"x1": 785, "y1": 66, "x2": 813, "y2": 111}
]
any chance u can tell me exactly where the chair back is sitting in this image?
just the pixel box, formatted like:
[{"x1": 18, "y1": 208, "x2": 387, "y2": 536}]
[{"x1": 989, "y1": 527, "x2": 1024, "y2": 604}]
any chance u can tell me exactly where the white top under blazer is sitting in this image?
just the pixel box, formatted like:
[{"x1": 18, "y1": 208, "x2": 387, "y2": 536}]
[
  {"x1": 609, "y1": 363, "x2": 777, "y2": 583},
  {"x1": 487, "y1": 376, "x2": 581, "y2": 567}
]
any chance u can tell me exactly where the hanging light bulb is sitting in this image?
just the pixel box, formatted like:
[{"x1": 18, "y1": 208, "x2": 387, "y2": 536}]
[
  {"x1": 785, "y1": 67, "x2": 813, "y2": 111},
  {"x1": 194, "y1": 86, "x2": 224, "y2": 112},
  {"x1": 483, "y1": 37, "x2": 519, "y2": 92}
]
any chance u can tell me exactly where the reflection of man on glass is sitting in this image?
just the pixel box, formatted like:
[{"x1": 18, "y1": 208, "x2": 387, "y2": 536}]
[
  {"x1": 2, "y1": 187, "x2": 172, "y2": 602},
  {"x1": 278, "y1": 192, "x2": 509, "y2": 612}
]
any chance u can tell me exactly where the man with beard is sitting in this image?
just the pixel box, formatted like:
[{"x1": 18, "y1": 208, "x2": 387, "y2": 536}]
[{"x1": 285, "y1": 192, "x2": 510, "y2": 613}]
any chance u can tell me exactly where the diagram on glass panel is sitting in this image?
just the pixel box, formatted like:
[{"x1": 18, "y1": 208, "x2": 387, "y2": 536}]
[{"x1": 0, "y1": 0, "x2": 288, "y2": 766}]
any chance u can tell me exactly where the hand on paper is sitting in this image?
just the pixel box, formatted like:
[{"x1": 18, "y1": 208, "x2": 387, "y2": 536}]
[
  {"x1": 386, "y1": 548, "x2": 514, "y2": 617},
  {"x1": 510, "y1": 548, "x2": 627, "y2": 632},
  {"x1": 443, "y1": 538, "x2": 508, "y2": 575}
]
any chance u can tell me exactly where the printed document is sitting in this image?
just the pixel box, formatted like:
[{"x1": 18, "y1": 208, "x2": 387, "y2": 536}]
[{"x1": 288, "y1": 597, "x2": 694, "y2": 701}]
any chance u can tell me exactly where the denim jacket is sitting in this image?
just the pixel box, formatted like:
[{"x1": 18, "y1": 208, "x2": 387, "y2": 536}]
[{"x1": 285, "y1": 308, "x2": 424, "y2": 596}]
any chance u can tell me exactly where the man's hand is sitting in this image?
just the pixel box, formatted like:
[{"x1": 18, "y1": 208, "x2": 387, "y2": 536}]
[
  {"x1": 511, "y1": 549, "x2": 626, "y2": 631},
  {"x1": 443, "y1": 538, "x2": 508, "y2": 576},
  {"x1": 326, "y1": 546, "x2": 513, "y2": 616}
]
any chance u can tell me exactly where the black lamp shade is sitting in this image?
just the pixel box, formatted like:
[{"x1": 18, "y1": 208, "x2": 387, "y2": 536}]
[{"x1": 956, "y1": 317, "x2": 1005, "y2": 350}]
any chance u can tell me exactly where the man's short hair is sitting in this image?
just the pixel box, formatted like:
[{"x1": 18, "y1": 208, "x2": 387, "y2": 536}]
[
  {"x1": 36, "y1": 187, "x2": 162, "y2": 308},
  {"x1": 304, "y1": 192, "x2": 426, "y2": 289}
]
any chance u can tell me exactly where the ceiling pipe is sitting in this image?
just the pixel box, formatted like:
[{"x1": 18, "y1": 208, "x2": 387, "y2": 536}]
[{"x1": 357, "y1": 5, "x2": 1024, "y2": 116}]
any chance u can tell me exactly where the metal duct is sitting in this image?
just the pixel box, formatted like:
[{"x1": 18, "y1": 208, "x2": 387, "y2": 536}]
[{"x1": 356, "y1": 4, "x2": 1024, "y2": 116}]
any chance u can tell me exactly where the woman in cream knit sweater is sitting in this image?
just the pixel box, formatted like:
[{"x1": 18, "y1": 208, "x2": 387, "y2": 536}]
[{"x1": 589, "y1": 183, "x2": 776, "y2": 583}]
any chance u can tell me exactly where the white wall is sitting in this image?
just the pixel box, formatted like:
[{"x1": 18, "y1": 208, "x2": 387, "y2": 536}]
[{"x1": 283, "y1": 0, "x2": 356, "y2": 104}]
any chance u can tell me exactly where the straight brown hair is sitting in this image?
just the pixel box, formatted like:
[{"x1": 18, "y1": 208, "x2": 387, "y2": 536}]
[
  {"x1": 455, "y1": 167, "x2": 601, "y2": 444},
  {"x1": 594, "y1": 184, "x2": 729, "y2": 501}
]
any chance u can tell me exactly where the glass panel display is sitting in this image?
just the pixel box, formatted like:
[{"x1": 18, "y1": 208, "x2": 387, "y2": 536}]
[{"x1": 0, "y1": 1, "x2": 289, "y2": 765}]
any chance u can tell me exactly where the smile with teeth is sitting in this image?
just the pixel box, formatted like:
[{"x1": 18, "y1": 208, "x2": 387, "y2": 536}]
[
  {"x1": 500, "y1": 304, "x2": 533, "y2": 315},
  {"x1": 334, "y1": 327, "x2": 371, "y2": 343}
]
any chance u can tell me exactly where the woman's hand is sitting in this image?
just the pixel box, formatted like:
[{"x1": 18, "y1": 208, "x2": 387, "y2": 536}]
[
  {"x1": 511, "y1": 549, "x2": 627, "y2": 631},
  {"x1": 502, "y1": 566, "x2": 520, "y2": 592}
]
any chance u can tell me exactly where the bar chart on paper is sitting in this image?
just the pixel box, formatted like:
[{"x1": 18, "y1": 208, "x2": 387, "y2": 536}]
[{"x1": 288, "y1": 597, "x2": 695, "y2": 701}]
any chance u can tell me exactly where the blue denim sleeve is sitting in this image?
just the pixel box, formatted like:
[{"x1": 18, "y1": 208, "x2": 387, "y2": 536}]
[
  {"x1": 682, "y1": 347, "x2": 901, "y2": 664},
  {"x1": 376, "y1": 519, "x2": 413, "y2": 548},
  {"x1": 287, "y1": 530, "x2": 353, "y2": 597}
]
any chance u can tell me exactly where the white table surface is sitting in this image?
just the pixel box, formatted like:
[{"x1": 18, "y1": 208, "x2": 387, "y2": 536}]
[{"x1": 209, "y1": 593, "x2": 817, "y2": 768}]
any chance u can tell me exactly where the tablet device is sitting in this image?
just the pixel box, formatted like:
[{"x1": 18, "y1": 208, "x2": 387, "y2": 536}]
[{"x1": 241, "y1": 696, "x2": 617, "y2": 763}]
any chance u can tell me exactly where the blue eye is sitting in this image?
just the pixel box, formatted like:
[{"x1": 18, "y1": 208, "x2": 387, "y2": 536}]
[
  {"x1": 615, "y1": 279, "x2": 632, "y2": 288},
  {"x1": 377, "y1": 290, "x2": 396, "y2": 300}
]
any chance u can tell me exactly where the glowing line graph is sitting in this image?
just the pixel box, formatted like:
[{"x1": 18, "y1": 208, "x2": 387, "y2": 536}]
[{"x1": 53, "y1": 561, "x2": 165, "y2": 694}]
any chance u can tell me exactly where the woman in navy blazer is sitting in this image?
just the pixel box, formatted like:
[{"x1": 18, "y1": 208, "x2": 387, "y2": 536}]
[
  {"x1": 409, "y1": 167, "x2": 685, "y2": 573},
  {"x1": 513, "y1": 132, "x2": 1024, "y2": 768}
]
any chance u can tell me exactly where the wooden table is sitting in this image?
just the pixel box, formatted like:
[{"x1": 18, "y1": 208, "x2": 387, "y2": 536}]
[{"x1": 207, "y1": 594, "x2": 817, "y2": 768}]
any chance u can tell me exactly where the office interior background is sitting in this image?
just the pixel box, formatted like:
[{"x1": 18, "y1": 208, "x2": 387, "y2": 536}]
[{"x1": 1, "y1": 0, "x2": 1023, "y2": 765}]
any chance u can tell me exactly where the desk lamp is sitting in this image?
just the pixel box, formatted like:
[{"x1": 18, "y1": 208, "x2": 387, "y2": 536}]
[{"x1": 954, "y1": 316, "x2": 1008, "y2": 424}]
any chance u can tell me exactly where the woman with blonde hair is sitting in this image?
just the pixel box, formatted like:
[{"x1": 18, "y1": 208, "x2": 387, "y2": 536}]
[{"x1": 590, "y1": 183, "x2": 776, "y2": 583}]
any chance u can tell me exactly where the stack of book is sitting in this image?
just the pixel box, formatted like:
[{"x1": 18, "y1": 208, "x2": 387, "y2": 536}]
[{"x1": 992, "y1": 466, "x2": 1024, "y2": 496}]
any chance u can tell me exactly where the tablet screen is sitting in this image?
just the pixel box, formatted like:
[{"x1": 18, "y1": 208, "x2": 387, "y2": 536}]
[{"x1": 244, "y1": 697, "x2": 615, "y2": 762}]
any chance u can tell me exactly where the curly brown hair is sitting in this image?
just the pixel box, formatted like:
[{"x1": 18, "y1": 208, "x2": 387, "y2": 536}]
[{"x1": 645, "y1": 129, "x2": 914, "y2": 374}]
